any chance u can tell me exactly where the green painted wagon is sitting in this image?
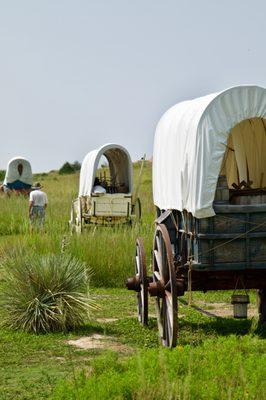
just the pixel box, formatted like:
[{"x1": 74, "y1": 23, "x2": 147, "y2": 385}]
[{"x1": 127, "y1": 85, "x2": 266, "y2": 347}]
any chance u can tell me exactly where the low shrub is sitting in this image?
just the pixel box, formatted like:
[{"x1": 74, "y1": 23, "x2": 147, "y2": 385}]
[{"x1": 0, "y1": 252, "x2": 96, "y2": 333}]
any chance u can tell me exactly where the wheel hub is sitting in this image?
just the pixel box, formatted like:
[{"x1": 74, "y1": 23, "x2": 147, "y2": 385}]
[
  {"x1": 126, "y1": 276, "x2": 141, "y2": 292},
  {"x1": 148, "y1": 281, "x2": 165, "y2": 298}
]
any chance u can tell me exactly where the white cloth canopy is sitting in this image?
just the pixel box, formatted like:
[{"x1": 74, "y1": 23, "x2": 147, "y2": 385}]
[
  {"x1": 79, "y1": 143, "x2": 133, "y2": 196},
  {"x1": 153, "y1": 85, "x2": 266, "y2": 218},
  {"x1": 3, "y1": 156, "x2": 32, "y2": 185}
]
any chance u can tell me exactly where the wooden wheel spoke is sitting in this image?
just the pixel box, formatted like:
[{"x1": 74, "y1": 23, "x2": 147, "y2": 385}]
[
  {"x1": 165, "y1": 291, "x2": 173, "y2": 305},
  {"x1": 140, "y1": 284, "x2": 145, "y2": 302},
  {"x1": 135, "y1": 256, "x2": 140, "y2": 275},
  {"x1": 154, "y1": 270, "x2": 162, "y2": 282},
  {"x1": 155, "y1": 235, "x2": 161, "y2": 252},
  {"x1": 165, "y1": 280, "x2": 171, "y2": 291},
  {"x1": 154, "y1": 249, "x2": 163, "y2": 275},
  {"x1": 160, "y1": 300, "x2": 168, "y2": 340},
  {"x1": 162, "y1": 303, "x2": 168, "y2": 340},
  {"x1": 135, "y1": 238, "x2": 148, "y2": 326},
  {"x1": 156, "y1": 299, "x2": 164, "y2": 338},
  {"x1": 165, "y1": 296, "x2": 173, "y2": 325},
  {"x1": 160, "y1": 300, "x2": 165, "y2": 320},
  {"x1": 166, "y1": 313, "x2": 172, "y2": 342}
]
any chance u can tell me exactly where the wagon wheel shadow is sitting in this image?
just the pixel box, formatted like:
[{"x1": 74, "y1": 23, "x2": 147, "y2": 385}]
[
  {"x1": 180, "y1": 298, "x2": 223, "y2": 318},
  {"x1": 179, "y1": 299, "x2": 266, "y2": 339}
]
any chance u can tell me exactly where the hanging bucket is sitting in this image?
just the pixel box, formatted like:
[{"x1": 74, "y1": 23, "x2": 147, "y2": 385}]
[{"x1": 231, "y1": 294, "x2": 250, "y2": 318}]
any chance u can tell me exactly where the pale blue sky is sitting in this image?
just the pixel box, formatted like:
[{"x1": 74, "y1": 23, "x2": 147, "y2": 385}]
[{"x1": 0, "y1": 0, "x2": 265, "y2": 171}]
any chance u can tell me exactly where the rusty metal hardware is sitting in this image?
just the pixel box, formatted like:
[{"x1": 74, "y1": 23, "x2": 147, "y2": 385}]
[
  {"x1": 148, "y1": 281, "x2": 165, "y2": 298},
  {"x1": 126, "y1": 276, "x2": 141, "y2": 292}
]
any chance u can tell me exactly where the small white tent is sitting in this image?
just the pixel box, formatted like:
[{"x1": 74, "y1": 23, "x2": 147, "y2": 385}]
[{"x1": 153, "y1": 85, "x2": 266, "y2": 218}]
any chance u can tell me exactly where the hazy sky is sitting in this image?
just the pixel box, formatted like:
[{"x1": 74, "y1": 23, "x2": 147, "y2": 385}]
[{"x1": 0, "y1": 0, "x2": 265, "y2": 172}]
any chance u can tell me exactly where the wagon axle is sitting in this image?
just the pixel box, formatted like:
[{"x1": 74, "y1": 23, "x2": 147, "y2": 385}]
[
  {"x1": 126, "y1": 277, "x2": 163, "y2": 296},
  {"x1": 127, "y1": 277, "x2": 185, "y2": 297},
  {"x1": 126, "y1": 275, "x2": 152, "y2": 292}
]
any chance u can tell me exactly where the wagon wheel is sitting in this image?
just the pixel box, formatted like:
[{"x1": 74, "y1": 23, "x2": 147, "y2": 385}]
[
  {"x1": 152, "y1": 224, "x2": 177, "y2": 348},
  {"x1": 135, "y1": 238, "x2": 148, "y2": 325},
  {"x1": 132, "y1": 198, "x2": 142, "y2": 222}
]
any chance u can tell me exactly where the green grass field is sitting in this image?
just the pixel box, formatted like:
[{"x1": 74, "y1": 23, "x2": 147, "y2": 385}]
[{"x1": 0, "y1": 163, "x2": 265, "y2": 399}]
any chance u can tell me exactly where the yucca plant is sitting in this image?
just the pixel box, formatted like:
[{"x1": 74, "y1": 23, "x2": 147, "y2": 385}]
[{"x1": 0, "y1": 252, "x2": 96, "y2": 333}]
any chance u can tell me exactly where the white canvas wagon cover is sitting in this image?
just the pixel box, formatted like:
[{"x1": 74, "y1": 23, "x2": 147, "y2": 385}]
[
  {"x1": 153, "y1": 85, "x2": 266, "y2": 218},
  {"x1": 3, "y1": 156, "x2": 32, "y2": 186},
  {"x1": 79, "y1": 143, "x2": 133, "y2": 196}
]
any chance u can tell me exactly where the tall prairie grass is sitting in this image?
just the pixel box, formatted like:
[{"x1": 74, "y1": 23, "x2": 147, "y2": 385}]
[{"x1": 0, "y1": 163, "x2": 154, "y2": 287}]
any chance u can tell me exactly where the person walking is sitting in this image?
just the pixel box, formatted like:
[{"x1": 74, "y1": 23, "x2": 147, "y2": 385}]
[{"x1": 29, "y1": 182, "x2": 48, "y2": 231}]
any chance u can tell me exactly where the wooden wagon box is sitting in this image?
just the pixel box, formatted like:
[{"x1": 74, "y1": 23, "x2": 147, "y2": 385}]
[
  {"x1": 87, "y1": 194, "x2": 132, "y2": 217},
  {"x1": 71, "y1": 194, "x2": 133, "y2": 228},
  {"x1": 169, "y1": 203, "x2": 266, "y2": 292},
  {"x1": 194, "y1": 204, "x2": 266, "y2": 270}
]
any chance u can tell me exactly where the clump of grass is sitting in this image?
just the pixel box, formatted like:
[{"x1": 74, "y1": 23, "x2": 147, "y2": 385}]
[{"x1": 0, "y1": 252, "x2": 96, "y2": 333}]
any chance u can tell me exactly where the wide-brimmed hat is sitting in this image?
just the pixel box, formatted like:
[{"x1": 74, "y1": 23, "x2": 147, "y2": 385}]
[{"x1": 32, "y1": 182, "x2": 42, "y2": 190}]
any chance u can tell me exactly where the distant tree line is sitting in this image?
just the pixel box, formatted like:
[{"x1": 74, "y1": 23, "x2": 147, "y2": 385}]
[
  {"x1": 59, "y1": 161, "x2": 81, "y2": 175},
  {"x1": 0, "y1": 170, "x2": 5, "y2": 181}
]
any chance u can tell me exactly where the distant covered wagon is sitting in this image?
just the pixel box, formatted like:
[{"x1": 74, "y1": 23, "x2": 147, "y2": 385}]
[
  {"x1": 70, "y1": 143, "x2": 141, "y2": 231},
  {"x1": 2, "y1": 157, "x2": 32, "y2": 194},
  {"x1": 127, "y1": 85, "x2": 266, "y2": 347}
]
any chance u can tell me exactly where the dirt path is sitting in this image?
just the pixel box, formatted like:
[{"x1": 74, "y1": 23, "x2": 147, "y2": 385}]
[{"x1": 68, "y1": 334, "x2": 132, "y2": 353}]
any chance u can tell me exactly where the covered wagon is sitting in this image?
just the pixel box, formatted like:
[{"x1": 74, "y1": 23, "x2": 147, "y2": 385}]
[
  {"x1": 127, "y1": 85, "x2": 266, "y2": 347},
  {"x1": 1, "y1": 157, "x2": 32, "y2": 194},
  {"x1": 70, "y1": 143, "x2": 141, "y2": 231}
]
